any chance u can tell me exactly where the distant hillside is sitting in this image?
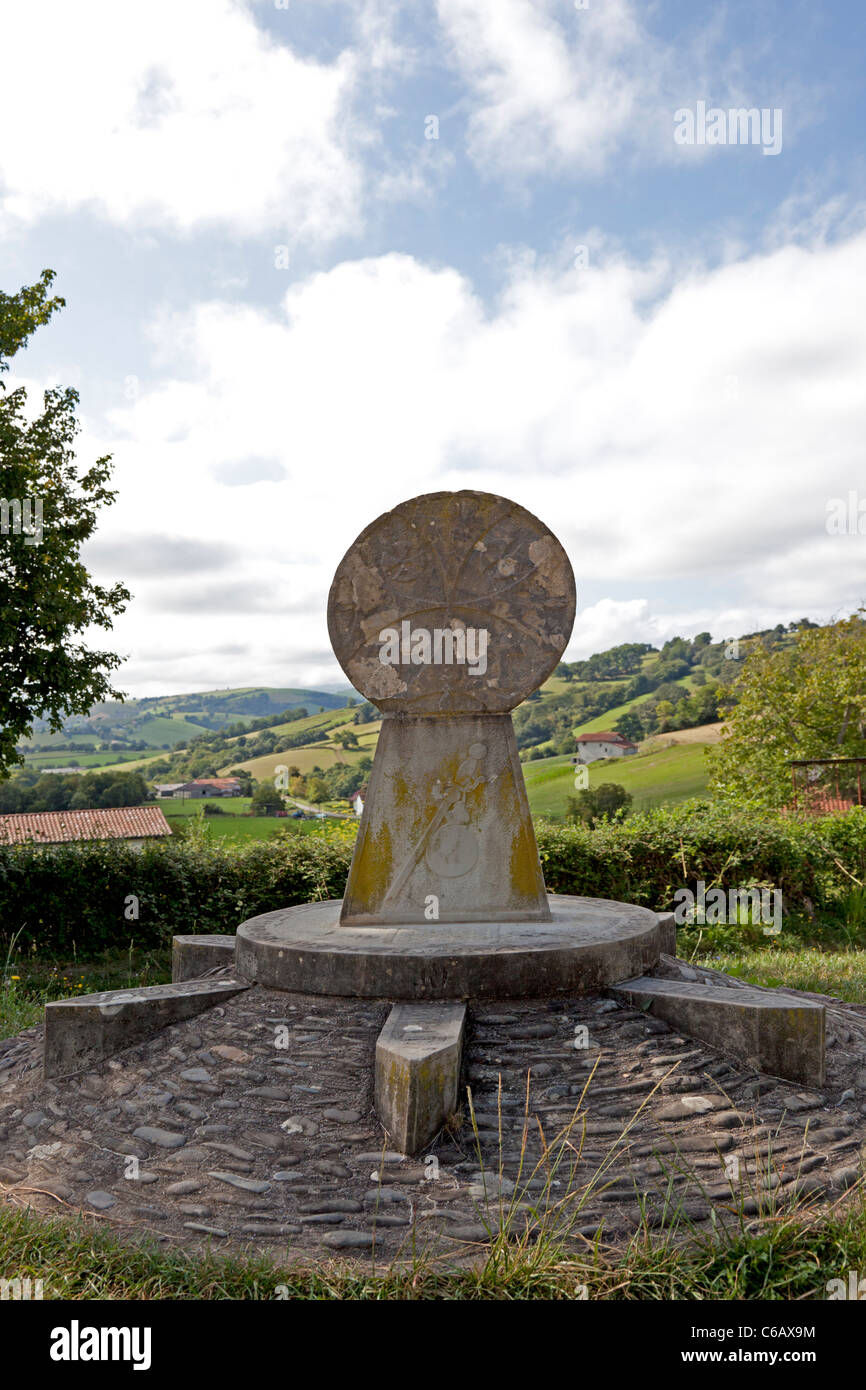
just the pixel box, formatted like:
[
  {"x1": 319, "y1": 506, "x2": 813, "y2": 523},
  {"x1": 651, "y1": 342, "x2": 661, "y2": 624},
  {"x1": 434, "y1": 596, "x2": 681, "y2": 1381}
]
[
  {"x1": 19, "y1": 686, "x2": 358, "y2": 758},
  {"x1": 13, "y1": 620, "x2": 820, "y2": 808}
]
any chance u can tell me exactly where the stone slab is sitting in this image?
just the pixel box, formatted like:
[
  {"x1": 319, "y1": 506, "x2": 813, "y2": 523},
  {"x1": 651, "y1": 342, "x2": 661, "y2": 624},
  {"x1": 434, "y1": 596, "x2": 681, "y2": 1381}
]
[
  {"x1": 172, "y1": 934, "x2": 238, "y2": 982},
  {"x1": 375, "y1": 1003, "x2": 466, "y2": 1154},
  {"x1": 341, "y1": 713, "x2": 549, "y2": 925},
  {"x1": 609, "y1": 977, "x2": 826, "y2": 1087},
  {"x1": 44, "y1": 979, "x2": 249, "y2": 1078},
  {"x1": 235, "y1": 894, "x2": 665, "y2": 998}
]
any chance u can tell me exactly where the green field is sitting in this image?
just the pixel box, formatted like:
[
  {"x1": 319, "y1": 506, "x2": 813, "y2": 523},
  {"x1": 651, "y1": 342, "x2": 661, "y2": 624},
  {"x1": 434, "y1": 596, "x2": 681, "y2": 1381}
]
[
  {"x1": 22, "y1": 749, "x2": 153, "y2": 770},
  {"x1": 571, "y1": 673, "x2": 703, "y2": 737},
  {"x1": 172, "y1": 816, "x2": 318, "y2": 841},
  {"x1": 159, "y1": 797, "x2": 344, "y2": 840},
  {"x1": 219, "y1": 704, "x2": 363, "y2": 749},
  {"x1": 524, "y1": 742, "x2": 711, "y2": 818},
  {"x1": 84, "y1": 752, "x2": 170, "y2": 774},
  {"x1": 220, "y1": 706, "x2": 381, "y2": 780},
  {"x1": 572, "y1": 694, "x2": 648, "y2": 735},
  {"x1": 135, "y1": 714, "x2": 210, "y2": 745},
  {"x1": 21, "y1": 731, "x2": 107, "y2": 750},
  {"x1": 160, "y1": 796, "x2": 254, "y2": 816}
]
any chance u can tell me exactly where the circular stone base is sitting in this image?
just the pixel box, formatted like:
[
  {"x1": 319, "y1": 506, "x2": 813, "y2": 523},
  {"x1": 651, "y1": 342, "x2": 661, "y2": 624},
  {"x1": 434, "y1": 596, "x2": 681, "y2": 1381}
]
[{"x1": 235, "y1": 895, "x2": 665, "y2": 999}]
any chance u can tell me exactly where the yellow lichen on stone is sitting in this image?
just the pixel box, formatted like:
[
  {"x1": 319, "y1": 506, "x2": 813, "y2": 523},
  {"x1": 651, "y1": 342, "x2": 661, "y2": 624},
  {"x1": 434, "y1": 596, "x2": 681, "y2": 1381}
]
[
  {"x1": 349, "y1": 821, "x2": 393, "y2": 910},
  {"x1": 510, "y1": 822, "x2": 544, "y2": 903}
]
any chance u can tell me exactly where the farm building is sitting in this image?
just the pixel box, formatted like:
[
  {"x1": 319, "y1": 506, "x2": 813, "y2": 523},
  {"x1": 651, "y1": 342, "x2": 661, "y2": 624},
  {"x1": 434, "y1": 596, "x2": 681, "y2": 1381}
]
[
  {"x1": 573, "y1": 732, "x2": 638, "y2": 764},
  {"x1": 155, "y1": 783, "x2": 187, "y2": 798},
  {"x1": 349, "y1": 784, "x2": 368, "y2": 817},
  {"x1": 0, "y1": 805, "x2": 172, "y2": 850},
  {"x1": 155, "y1": 778, "x2": 242, "y2": 799}
]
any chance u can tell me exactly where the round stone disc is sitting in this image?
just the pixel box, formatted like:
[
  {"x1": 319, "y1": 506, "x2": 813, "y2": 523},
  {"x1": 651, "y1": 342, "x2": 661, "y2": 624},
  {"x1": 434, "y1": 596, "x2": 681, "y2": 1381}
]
[
  {"x1": 327, "y1": 490, "x2": 576, "y2": 714},
  {"x1": 235, "y1": 895, "x2": 665, "y2": 999}
]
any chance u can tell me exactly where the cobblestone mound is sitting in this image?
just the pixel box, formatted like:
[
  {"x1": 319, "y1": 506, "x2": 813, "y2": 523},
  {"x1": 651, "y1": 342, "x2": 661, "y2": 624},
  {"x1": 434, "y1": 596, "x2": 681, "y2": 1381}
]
[{"x1": 1, "y1": 959, "x2": 864, "y2": 1265}]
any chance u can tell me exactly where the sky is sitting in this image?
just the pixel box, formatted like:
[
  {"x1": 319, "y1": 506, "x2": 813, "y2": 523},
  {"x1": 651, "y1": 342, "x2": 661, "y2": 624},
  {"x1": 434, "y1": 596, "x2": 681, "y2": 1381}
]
[{"x1": 2, "y1": 0, "x2": 865, "y2": 697}]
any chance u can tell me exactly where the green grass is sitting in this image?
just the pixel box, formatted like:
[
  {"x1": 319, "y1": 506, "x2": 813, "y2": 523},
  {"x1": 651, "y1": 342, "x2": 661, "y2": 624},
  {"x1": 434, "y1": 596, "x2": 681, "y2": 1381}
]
[
  {"x1": 19, "y1": 730, "x2": 106, "y2": 750},
  {"x1": 168, "y1": 816, "x2": 319, "y2": 842},
  {"x1": 571, "y1": 694, "x2": 654, "y2": 735},
  {"x1": 135, "y1": 715, "x2": 211, "y2": 744},
  {"x1": 161, "y1": 799, "x2": 352, "y2": 837},
  {"x1": 160, "y1": 796, "x2": 254, "y2": 816},
  {"x1": 22, "y1": 749, "x2": 155, "y2": 770},
  {"x1": 1, "y1": 1192, "x2": 864, "y2": 1300},
  {"x1": 1, "y1": 945, "x2": 172, "y2": 1036},
  {"x1": 696, "y1": 946, "x2": 866, "y2": 1002},
  {"x1": 524, "y1": 743, "x2": 710, "y2": 818}
]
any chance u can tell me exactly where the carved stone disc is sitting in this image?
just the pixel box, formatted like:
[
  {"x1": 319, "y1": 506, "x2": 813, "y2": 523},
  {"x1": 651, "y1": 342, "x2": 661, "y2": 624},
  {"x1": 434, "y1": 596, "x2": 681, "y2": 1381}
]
[{"x1": 327, "y1": 490, "x2": 576, "y2": 714}]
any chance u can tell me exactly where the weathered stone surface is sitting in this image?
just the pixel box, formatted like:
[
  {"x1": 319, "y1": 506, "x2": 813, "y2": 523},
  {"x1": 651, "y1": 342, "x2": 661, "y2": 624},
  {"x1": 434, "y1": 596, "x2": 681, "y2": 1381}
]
[
  {"x1": 171, "y1": 935, "x2": 237, "y2": 983},
  {"x1": 341, "y1": 713, "x2": 550, "y2": 924},
  {"x1": 236, "y1": 896, "x2": 666, "y2": 999},
  {"x1": 327, "y1": 491, "x2": 576, "y2": 717},
  {"x1": 322, "y1": 1230, "x2": 377, "y2": 1250},
  {"x1": 86, "y1": 1190, "x2": 116, "y2": 1210},
  {"x1": 133, "y1": 1126, "x2": 187, "y2": 1149},
  {"x1": 375, "y1": 1002, "x2": 466, "y2": 1155},
  {"x1": 656, "y1": 913, "x2": 677, "y2": 957},
  {"x1": 328, "y1": 491, "x2": 575, "y2": 926},
  {"x1": 609, "y1": 977, "x2": 826, "y2": 1087},
  {"x1": 43, "y1": 979, "x2": 249, "y2": 1078}
]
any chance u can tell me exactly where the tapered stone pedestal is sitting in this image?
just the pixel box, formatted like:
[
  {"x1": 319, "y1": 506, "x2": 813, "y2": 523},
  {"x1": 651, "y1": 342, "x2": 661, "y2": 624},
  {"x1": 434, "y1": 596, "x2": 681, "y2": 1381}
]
[{"x1": 341, "y1": 713, "x2": 548, "y2": 925}]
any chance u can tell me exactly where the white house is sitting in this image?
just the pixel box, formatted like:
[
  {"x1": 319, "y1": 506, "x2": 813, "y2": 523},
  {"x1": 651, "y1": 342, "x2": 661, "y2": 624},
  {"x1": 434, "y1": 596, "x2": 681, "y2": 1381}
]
[
  {"x1": 349, "y1": 784, "x2": 368, "y2": 817},
  {"x1": 573, "y1": 732, "x2": 638, "y2": 764}
]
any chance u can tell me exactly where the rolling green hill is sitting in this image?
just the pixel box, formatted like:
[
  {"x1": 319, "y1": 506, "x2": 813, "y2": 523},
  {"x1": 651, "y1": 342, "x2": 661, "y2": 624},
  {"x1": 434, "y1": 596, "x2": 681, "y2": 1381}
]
[
  {"x1": 17, "y1": 685, "x2": 358, "y2": 767},
  {"x1": 524, "y1": 742, "x2": 711, "y2": 818},
  {"x1": 12, "y1": 621, "x2": 812, "y2": 816}
]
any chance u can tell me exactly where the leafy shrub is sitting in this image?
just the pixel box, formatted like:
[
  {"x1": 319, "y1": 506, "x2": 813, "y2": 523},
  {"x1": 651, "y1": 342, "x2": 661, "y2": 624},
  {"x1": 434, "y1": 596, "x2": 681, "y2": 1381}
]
[{"x1": 2, "y1": 803, "x2": 864, "y2": 957}]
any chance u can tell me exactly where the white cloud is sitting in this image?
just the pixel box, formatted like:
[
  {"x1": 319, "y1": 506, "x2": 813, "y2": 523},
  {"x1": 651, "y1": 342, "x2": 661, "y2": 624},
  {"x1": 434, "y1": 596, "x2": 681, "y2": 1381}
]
[
  {"x1": 435, "y1": 0, "x2": 799, "y2": 179},
  {"x1": 54, "y1": 223, "x2": 866, "y2": 693},
  {"x1": 436, "y1": 0, "x2": 649, "y2": 177},
  {"x1": 0, "y1": 0, "x2": 367, "y2": 241}
]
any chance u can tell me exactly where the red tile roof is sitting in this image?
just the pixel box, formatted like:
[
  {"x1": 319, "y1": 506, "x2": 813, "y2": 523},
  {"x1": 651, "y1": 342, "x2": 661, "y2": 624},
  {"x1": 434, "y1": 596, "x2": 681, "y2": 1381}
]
[
  {"x1": 186, "y1": 778, "x2": 240, "y2": 788},
  {"x1": 575, "y1": 732, "x2": 636, "y2": 745},
  {"x1": 0, "y1": 805, "x2": 173, "y2": 846}
]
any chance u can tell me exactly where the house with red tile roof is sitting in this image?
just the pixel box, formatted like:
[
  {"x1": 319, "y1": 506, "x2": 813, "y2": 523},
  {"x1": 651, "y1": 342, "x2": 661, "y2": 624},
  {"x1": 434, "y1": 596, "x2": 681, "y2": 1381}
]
[{"x1": 573, "y1": 732, "x2": 638, "y2": 764}]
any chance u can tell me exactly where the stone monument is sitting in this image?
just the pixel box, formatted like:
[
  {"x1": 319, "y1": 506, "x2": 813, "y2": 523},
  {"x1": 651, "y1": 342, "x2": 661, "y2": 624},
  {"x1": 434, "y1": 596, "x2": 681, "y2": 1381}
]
[
  {"x1": 34, "y1": 488, "x2": 829, "y2": 1168},
  {"x1": 235, "y1": 489, "x2": 669, "y2": 999},
  {"x1": 327, "y1": 488, "x2": 574, "y2": 925}
]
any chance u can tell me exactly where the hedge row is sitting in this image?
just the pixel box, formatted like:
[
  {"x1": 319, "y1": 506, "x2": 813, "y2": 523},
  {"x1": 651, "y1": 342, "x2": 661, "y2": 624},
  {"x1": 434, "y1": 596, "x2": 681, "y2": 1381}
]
[{"x1": 1, "y1": 803, "x2": 864, "y2": 958}]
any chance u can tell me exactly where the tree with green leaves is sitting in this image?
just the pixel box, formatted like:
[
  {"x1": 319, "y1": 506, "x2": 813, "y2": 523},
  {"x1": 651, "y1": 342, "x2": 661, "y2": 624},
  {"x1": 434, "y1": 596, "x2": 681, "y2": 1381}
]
[
  {"x1": 566, "y1": 782, "x2": 632, "y2": 827},
  {"x1": 306, "y1": 776, "x2": 329, "y2": 804},
  {"x1": 250, "y1": 781, "x2": 285, "y2": 816},
  {"x1": 614, "y1": 711, "x2": 644, "y2": 743},
  {"x1": 707, "y1": 610, "x2": 866, "y2": 808},
  {"x1": 1, "y1": 270, "x2": 129, "y2": 778}
]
